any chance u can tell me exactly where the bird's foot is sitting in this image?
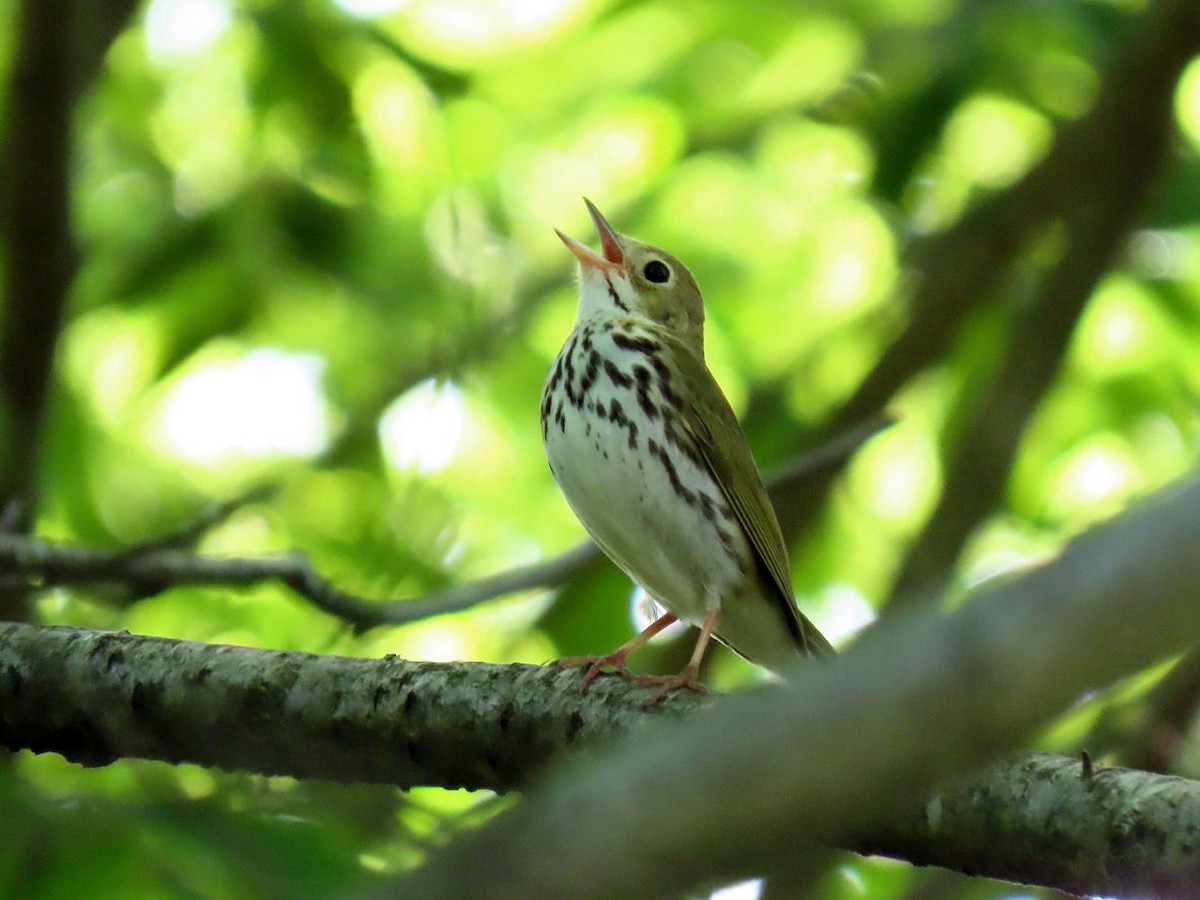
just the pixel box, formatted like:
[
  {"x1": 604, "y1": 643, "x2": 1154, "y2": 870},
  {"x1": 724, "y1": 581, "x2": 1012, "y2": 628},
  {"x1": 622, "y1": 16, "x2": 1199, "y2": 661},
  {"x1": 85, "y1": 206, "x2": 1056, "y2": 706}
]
[
  {"x1": 555, "y1": 651, "x2": 632, "y2": 689},
  {"x1": 634, "y1": 665, "x2": 707, "y2": 706}
]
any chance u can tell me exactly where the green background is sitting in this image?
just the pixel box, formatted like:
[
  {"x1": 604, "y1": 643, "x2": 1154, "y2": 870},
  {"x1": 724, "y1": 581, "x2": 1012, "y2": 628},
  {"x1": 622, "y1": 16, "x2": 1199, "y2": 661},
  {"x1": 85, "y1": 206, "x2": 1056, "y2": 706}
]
[{"x1": 2, "y1": 0, "x2": 1199, "y2": 896}]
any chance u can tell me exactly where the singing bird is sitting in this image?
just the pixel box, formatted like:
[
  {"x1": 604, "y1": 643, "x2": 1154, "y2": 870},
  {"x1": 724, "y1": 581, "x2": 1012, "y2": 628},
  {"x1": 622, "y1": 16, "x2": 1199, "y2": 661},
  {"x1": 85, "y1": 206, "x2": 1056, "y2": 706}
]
[{"x1": 542, "y1": 199, "x2": 834, "y2": 700}]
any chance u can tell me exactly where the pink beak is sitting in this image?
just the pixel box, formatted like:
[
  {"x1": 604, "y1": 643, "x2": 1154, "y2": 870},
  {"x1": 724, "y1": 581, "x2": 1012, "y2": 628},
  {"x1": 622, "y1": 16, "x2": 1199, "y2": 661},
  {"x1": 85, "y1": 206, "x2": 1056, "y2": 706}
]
[{"x1": 556, "y1": 198, "x2": 626, "y2": 273}]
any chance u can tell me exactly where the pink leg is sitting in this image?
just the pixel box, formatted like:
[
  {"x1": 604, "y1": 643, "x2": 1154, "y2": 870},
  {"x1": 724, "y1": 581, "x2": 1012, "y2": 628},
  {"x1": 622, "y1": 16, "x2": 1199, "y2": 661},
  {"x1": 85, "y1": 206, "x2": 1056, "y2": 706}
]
[
  {"x1": 557, "y1": 613, "x2": 679, "y2": 689},
  {"x1": 636, "y1": 607, "x2": 720, "y2": 705}
]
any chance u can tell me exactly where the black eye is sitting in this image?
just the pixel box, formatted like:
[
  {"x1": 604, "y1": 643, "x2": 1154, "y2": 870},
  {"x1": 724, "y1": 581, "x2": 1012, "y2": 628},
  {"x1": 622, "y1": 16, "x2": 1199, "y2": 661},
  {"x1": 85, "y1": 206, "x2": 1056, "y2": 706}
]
[{"x1": 643, "y1": 260, "x2": 671, "y2": 284}]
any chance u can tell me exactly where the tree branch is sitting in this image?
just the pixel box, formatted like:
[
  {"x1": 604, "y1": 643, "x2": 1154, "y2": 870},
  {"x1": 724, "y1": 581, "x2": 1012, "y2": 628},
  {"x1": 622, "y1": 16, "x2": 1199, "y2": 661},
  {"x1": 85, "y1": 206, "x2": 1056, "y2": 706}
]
[
  {"x1": 7, "y1": 469, "x2": 1200, "y2": 896},
  {"x1": 1, "y1": 632, "x2": 1199, "y2": 900},
  {"x1": 0, "y1": 0, "x2": 78, "y2": 622},
  {"x1": 112, "y1": 484, "x2": 278, "y2": 559},
  {"x1": 390, "y1": 467, "x2": 1200, "y2": 899},
  {"x1": 0, "y1": 0, "x2": 141, "y2": 622},
  {"x1": 0, "y1": 534, "x2": 531, "y2": 630},
  {"x1": 862, "y1": 753, "x2": 1200, "y2": 899},
  {"x1": 0, "y1": 620, "x2": 703, "y2": 788}
]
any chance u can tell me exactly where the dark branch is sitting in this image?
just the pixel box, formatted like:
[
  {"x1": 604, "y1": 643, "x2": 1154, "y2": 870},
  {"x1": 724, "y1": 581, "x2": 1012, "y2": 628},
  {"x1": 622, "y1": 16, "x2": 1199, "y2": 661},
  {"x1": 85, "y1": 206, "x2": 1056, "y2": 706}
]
[
  {"x1": 0, "y1": 523, "x2": 596, "y2": 631},
  {"x1": 0, "y1": 0, "x2": 141, "y2": 622},
  {"x1": 0, "y1": 0, "x2": 78, "y2": 621},
  {"x1": 887, "y1": 5, "x2": 1188, "y2": 602},
  {"x1": 112, "y1": 484, "x2": 278, "y2": 559}
]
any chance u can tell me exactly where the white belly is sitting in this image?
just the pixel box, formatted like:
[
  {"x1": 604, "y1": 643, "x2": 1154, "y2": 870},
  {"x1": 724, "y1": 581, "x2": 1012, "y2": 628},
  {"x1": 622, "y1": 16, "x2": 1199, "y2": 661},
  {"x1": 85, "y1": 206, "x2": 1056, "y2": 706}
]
[{"x1": 541, "y1": 327, "x2": 748, "y2": 628}]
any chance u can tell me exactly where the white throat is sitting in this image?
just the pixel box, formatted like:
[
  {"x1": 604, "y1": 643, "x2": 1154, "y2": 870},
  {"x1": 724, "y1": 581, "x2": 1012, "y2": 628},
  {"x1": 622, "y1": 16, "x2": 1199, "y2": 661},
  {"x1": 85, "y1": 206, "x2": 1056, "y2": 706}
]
[{"x1": 576, "y1": 267, "x2": 639, "y2": 323}]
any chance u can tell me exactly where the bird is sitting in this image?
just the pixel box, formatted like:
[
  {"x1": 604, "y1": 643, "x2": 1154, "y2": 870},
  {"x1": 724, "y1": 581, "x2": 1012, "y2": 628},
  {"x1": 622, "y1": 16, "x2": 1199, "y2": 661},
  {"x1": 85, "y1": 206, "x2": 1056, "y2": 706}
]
[{"x1": 541, "y1": 198, "x2": 834, "y2": 701}]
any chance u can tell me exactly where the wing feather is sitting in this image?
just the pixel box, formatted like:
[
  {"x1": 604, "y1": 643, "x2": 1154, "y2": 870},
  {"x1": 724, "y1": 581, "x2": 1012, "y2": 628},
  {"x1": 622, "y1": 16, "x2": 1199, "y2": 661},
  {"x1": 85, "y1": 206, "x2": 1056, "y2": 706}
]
[{"x1": 652, "y1": 329, "x2": 835, "y2": 659}]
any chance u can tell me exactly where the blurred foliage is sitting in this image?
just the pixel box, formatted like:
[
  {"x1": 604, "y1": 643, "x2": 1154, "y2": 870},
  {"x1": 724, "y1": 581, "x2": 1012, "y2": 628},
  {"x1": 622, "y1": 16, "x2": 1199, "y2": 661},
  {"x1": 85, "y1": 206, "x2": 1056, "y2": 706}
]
[{"x1": 1, "y1": 0, "x2": 1199, "y2": 896}]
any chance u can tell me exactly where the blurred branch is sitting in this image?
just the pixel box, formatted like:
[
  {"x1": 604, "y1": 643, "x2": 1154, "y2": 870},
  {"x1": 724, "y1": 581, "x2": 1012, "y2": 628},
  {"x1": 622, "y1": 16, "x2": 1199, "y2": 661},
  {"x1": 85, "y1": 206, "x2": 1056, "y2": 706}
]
[
  {"x1": 860, "y1": 752, "x2": 1200, "y2": 898},
  {"x1": 827, "y1": 0, "x2": 1200, "y2": 433},
  {"x1": 113, "y1": 484, "x2": 279, "y2": 559},
  {"x1": 765, "y1": 413, "x2": 893, "y2": 490},
  {"x1": 886, "y1": 0, "x2": 1198, "y2": 604},
  {"x1": 9, "y1": 468, "x2": 1200, "y2": 896},
  {"x1": 391, "y1": 467, "x2": 1200, "y2": 900},
  {"x1": 0, "y1": 0, "x2": 140, "y2": 622},
  {"x1": 0, "y1": 530, "x2": 593, "y2": 631},
  {"x1": 0, "y1": 418, "x2": 888, "y2": 631},
  {"x1": 1087, "y1": 648, "x2": 1200, "y2": 773},
  {"x1": 0, "y1": 0, "x2": 77, "y2": 621}
]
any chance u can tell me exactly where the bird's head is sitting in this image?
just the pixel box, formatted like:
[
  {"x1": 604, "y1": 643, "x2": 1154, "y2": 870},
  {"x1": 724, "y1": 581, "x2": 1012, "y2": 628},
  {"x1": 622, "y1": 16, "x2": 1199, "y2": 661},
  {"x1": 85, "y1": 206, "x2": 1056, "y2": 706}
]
[{"x1": 556, "y1": 199, "x2": 705, "y2": 355}]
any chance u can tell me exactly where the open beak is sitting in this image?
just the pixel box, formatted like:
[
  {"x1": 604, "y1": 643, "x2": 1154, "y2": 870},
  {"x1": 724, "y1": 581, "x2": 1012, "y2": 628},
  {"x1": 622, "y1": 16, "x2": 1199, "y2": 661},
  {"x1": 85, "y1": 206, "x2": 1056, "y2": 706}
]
[{"x1": 555, "y1": 198, "x2": 626, "y2": 273}]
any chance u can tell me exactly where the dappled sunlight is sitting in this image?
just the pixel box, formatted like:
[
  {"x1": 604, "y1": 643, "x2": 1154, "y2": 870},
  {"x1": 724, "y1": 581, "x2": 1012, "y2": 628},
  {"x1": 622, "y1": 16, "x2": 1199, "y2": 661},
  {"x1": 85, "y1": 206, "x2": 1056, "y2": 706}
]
[
  {"x1": 629, "y1": 584, "x2": 686, "y2": 642},
  {"x1": 1176, "y1": 56, "x2": 1200, "y2": 152},
  {"x1": 353, "y1": 56, "x2": 447, "y2": 211},
  {"x1": 709, "y1": 878, "x2": 762, "y2": 900},
  {"x1": 144, "y1": 0, "x2": 233, "y2": 61},
  {"x1": 848, "y1": 421, "x2": 941, "y2": 532},
  {"x1": 149, "y1": 346, "x2": 332, "y2": 466},
  {"x1": 508, "y1": 97, "x2": 685, "y2": 248},
  {"x1": 806, "y1": 582, "x2": 876, "y2": 644},
  {"x1": 654, "y1": 155, "x2": 768, "y2": 259},
  {"x1": 1071, "y1": 276, "x2": 1168, "y2": 375},
  {"x1": 65, "y1": 309, "x2": 166, "y2": 430},
  {"x1": 393, "y1": 0, "x2": 593, "y2": 65},
  {"x1": 911, "y1": 93, "x2": 1053, "y2": 230},
  {"x1": 741, "y1": 16, "x2": 863, "y2": 116},
  {"x1": 379, "y1": 378, "x2": 469, "y2": 474},
  {"x1": 809, "y1": 202, "x2": 896, "y2": 318},
  {"x1": 335, "y1": 0, "x2": 411, "y2": 18},
  {"x1": 148, "y1": 37, "x2": 255, "y2": 215},
  {"x1": 1028, "y1": 49, "x2": 1098, "y2": 118},
  {"x1": 961, "y1": 518, "x2": 1060, "y2": 590},
  {"x1": 392, "y1": 619, "x2": 475, "y2": 663},
  {"x1": 1128, "y1": 228, "x2": 1199, "y2": 280},
  {"x1": 1045, "y1": 434, "x2": 1145, "y2": 523},
  {"x1": 941, "y1": 93, "x2": 1053, "y2": 189},
  {"x1": 424, "y1": 190, "x2": 513, "y2": 295},
  {"x1": 755, "y1": 119, "x2": 874, "y2": 211}
]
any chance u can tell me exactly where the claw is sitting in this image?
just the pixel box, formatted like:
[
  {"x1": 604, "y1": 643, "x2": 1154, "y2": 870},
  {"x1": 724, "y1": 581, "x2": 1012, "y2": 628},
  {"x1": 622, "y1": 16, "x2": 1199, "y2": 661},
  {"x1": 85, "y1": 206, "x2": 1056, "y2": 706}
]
[
  {"x1": 635, "y1": 665, "x2": 707, "y2": 706},
  {"x1": 556, "y1": 652, "x2": 632, "y2": 688},
  {"x1": 553, "y1": 611, "x2": 682, "y2": 691}
]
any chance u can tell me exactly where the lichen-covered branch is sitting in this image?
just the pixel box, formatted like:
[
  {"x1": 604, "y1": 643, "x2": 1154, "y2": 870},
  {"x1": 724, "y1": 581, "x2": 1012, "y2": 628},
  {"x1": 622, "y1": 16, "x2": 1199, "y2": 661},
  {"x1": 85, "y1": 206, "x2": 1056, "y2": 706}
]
[
  {"x1": 3, "y1": 623, "x2": 1200, "y2": 898},
  {"x1": 864, "y1": 753, "x2": 1200, "y2": 899},
  {"x1": 0, "y1": 620, "x2": 703, "y2": 789}
]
